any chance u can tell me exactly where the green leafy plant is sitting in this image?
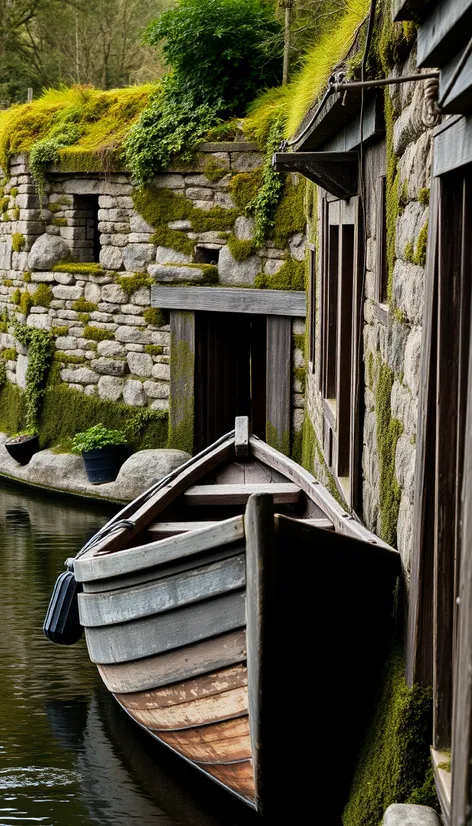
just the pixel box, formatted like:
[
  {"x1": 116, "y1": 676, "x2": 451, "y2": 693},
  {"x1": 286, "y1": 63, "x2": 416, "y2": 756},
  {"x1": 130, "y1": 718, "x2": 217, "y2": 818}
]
[
  {"x1": 29, "y1": 124, "x2": 82, "y2": 199},
  {"x1": 247, "y1": 115, "x2": 286, "y2": 244},
  {"x1": 13, "y1": 324, "x2": 55, "y2": 432},
  {"x1": 0, "y1": 360, "x2": 6, "y2": 389},
  {"x1": 71, "y1": 422, "x2": 127, "y2": 453}
]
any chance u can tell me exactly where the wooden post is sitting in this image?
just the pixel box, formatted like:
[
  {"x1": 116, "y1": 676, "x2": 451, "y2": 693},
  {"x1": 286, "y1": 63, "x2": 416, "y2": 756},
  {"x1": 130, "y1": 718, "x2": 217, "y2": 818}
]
[
  {"x1": 266, "y1": 316, "x2": 291, "y2": 455},
  {"x1": 169, "y1": 311, "x2": 195, "y2": 454}
]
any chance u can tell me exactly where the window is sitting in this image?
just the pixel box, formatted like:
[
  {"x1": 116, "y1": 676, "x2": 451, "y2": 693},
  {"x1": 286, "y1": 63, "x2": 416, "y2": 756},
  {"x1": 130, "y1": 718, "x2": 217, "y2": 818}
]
[
  {"x1": 318, "y1": 197, "x2": 358, "y2": 492},
  {"x1": 308, "y1": 244, "x2": 316, "y2": 370},
  {"x1": 72, "y1": 194, "x2": 100, "y2": 262},
  {"x1": 376, "y1": 175, "x2": 388, "y2": 304}
]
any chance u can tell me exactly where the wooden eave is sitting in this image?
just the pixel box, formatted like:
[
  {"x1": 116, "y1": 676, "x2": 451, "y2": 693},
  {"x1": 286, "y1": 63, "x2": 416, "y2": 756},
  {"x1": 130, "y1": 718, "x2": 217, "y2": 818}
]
[
  {"x1": 289, "y1": 88, "x2": 381, "y2": 153},
  {"x1": 272, "y1": 150, "x2": 358, "y2": 200}
]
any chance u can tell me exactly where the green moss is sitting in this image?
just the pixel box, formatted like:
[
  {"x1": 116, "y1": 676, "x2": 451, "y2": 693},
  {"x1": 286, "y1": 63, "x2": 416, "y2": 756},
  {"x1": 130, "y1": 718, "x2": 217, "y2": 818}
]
[
  {"x1": 48, "y1": 203, "x2": 62, "y2": 214},
  {"x1": 83, "y1": 325, "x2": 114, "y2": 342},
  {"x1": 12, "y1": 324, "x2": 55, "y2": 431},
  {"x1": 203, "y1": 157, "x2": 229, "y2": 183},
  {"x1": 54, "y1": 351, "x2": 86, "y2": 364},
  {"x1": 133, "y1": 187, "x2": 195, "y2": 255},
  {"x1": 11, "y1": 288, "x2": 21, "y2": 305},
  {"x1": 342, "y1": 643, "x2": 437, "y2": 826},
  {"x1": 384, "y1": 92, "x2": 398, "y2": 303},
  {"x1": 393, "y1": 307, "x2": 407, "y2": 324},
  {"x1": 3, "y1": 278, "x2": 13, "y2": 287},
  {"x1": 271, "y1": 177, "x2": 305, "y2": 249},
  {"x1": 0, "y1": 382, "x2": 26, "y2": 433},
  {"x1": 291, "y1": 426, "x2": 303, "y2": 465},
  {"x1": 19, "y1": 291, "x2": 34, "y2": 316},
  {"x1": 414, "y1": 222, "x2": 428, "y2": 268},
  {"x1": 12, "y1": 232, "x2": 25, "y2": 252},
  {"x1": 72, "y1": 298, "x2": 98, "y2": 313},
  {"x1": 293, "y1": 333, "x2": 304, "y2": 352},
  {"x1": 38, "y1": 384, "x2": 168, "y2": 452},
  {"x1": 53, "y1": 262, "x2": 104, "y2": 274},
  {"x1": 116, "y1": 272, "x2": 152, "y2": 298},
  {"x1": 192, "y1": 205, "x2": 238, "y2": 233},
  {"x1": 145, "y1": 344, "x2": 164, "y2": 356},
  {"x1": 143, "y1": 307, "x2": 169, "y2": 327},
  {"x1": 255, "y1": 259, "x2": 304, "y2": 291},
  {"x1": 13, "y1": 207, "x2": 20, "y2": 220},
  {"x1": 1, "y1": 347, "x2": 16, "y2": 361},
  {"x1": 418, "y1": 188, "x2": 430, "y2": 206},
  {"x1": 376, "y1": 359, "x2": 402, "y2": 546},
  {"x1": 52, "y1": 325, "x2": 68, "y2": 336},
  {"x1": 404, "y1": 240, "x2": 414, "y2": 263},
  {"x1": 9, "y1": 187, "x2": 18, "y2": 197},
  {"x1": 32, "y1": 283, "x2": 53, "y2": 308},
  {"x1": 367, "y1": 351, "x2": 375, "y2": 390},
  {"x1": 300, "y1": 412, "x2": 347, "y2": 509},
  {"x1": 168, "y1": 318, "x2": 194, "y2": 454},
  {"x1": 1, "y1": 196, "x2": 9, "y2": 212},
  {"x1": 227, "y1": 234, "x2": 256, "y2": 262},
  {"x1": 266, "y1": 421, "x2": 290, "y2": 457},
  {"x1": 78, "y1": 312, "x2": 90, "y2": 324},
  {"x1": 294, "y1": 366, "x2": 305, "y2": 393},
  {"x1": 0, "y1": 361, "x2": 6, "y2": 389},
  {"x1": 51, "y1": 216, "x2": 68, "y2": 227},
  {"x1": 23, "y1": 271, "x2": 31, "y2": 283},
  {"x1": 399, "y1": 179, "x2": 409, "y2": 211},
  {"x1": 229, "y1": 170, "x2": 263, "y2": 212}
]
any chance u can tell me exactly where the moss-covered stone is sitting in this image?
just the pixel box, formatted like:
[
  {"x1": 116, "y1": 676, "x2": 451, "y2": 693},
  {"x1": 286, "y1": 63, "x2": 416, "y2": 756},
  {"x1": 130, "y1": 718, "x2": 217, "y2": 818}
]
[
  {"x1": 300, "y1": 412, "x2": 347, "y2": 508},
  {"x1": 51, "y1": 216, "x2": 68, "y2": 227},
  {"x1": 54, "y1": 351, "x2": 86, "y2": 364},
  {"x1": 12, "y1": 232, "x2": 25, "y2": 253},
  {"x1": 72, "y1": 298, "x2": 98, "y2": 313},
  {"x1": 203, "y1": 157, "x2": 229, "y2": 183},
  {"x1": 116, "y1": 272, "x2": 152, "y2": 298},
  {"x1": 32, "y1": 283, "x2": 53, "y2": 308},
  {"x1": 83, "y1": 325, "x2": 114, "y2": 342},
  {"x1": 414, "y1": 222, "x2": 428, "y2": 268},
  {"x1": 343, "y1": 643, "x2": 437, "y2": 826},
  {"x1": 145, "y1": 344, "x2": 164, "y2": 356},
  {"x1": 19, "y1": 291, "x2": 34, "y2": 316},
  {"x1": 229, "y1": 169, "x2": 263, "y2": 212},
  {"x1": 266, "y1": 421, "x2": 290, "y2": 456},
  {"x1": 271, "y1": 177, "x2": 305, "y2": 249},
  {"x1": 53, "y1": 262, "x2": 105, "y2": 275},
  {"x1": 143, "y1": 307, "x2": 168, "y2": 327},
  {"x1": 1, "y1": 347, "x2": 16, "y2": 361},
  {"x1": 51, "y1": 325, "x2": 68, "y2": 336},
  {"x1": 418, "y1": 188, "x2": 430, "y2": 207},
  {"x1": 227, "y1": 234, "x2": 256, "y2": 262},
  {"x1": 255, "y1": 259, "x2": 304, "y2": 291}
]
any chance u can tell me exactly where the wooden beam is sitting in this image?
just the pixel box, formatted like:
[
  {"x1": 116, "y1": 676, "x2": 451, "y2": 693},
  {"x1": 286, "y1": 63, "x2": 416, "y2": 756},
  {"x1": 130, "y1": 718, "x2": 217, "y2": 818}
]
[
  {"x1": 184, "y1": 483, "x2": 301, "y2": 506},
  {"x1": 439, "y1": 47, "x2": 472, "y2": 114},
  {"x1": 272, "y1": 151, "x2": 358, "y2": 200},
  {"x1": 320, "y1": 97, "x2": 384, "y2": 153},
  {"x1": 433, "y1": 116, "x2": 472, "y2": 177},
  {"x1": 417, "y1": 0, "x2": 472, "y2": 68},
  {"x1": 266, "y1": 316, "x2": 291, "y2": 456},
  {"x1": 235, "y1": 416, "x2": 249, "y2": 458},
  {"x1": 151, "y1": 286, "x2": 306, "y2": 318},
  {"x1": 169, "y1": 310, "x2": 195, "y2": 454}
]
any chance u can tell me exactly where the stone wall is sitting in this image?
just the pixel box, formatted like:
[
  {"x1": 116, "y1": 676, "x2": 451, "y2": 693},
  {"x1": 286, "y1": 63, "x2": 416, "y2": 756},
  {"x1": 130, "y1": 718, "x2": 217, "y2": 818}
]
[{"x1": 305, "y1": 45, "x2": 433, "y2": 576}]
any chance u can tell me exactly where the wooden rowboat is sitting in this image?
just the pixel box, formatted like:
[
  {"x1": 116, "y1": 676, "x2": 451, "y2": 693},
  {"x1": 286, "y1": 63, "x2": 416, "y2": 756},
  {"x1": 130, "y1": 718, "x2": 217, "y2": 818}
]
[{"x1": 71, "y1": 418, "x2": 399, "y2": 821}]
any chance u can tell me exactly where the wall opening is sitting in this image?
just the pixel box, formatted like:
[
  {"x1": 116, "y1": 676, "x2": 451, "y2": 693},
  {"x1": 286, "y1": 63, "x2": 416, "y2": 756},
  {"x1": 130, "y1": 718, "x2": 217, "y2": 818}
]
[
  {"x1": 73, "y1": 194, "x2": 100, "y2": 262},
  {"x1": 194, "y1": 246, "x2": 220, "y2": 265}
]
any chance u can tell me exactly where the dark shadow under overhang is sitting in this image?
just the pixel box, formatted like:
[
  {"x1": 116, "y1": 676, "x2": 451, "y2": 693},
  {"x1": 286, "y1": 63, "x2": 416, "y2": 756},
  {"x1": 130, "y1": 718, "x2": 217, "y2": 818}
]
[{"x1": 272, "y1": 150, "x2": 358, "y2": 200}]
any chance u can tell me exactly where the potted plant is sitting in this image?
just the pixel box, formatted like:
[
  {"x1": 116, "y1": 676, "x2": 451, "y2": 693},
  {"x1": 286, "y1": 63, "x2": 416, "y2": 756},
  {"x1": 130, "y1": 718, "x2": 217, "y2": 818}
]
[
  {"x1": 5, "y1": 431, "x2": 40, "y2": 465},
  {"x1": 72, "y1": 424, "x2": 128, "y2": 484}
]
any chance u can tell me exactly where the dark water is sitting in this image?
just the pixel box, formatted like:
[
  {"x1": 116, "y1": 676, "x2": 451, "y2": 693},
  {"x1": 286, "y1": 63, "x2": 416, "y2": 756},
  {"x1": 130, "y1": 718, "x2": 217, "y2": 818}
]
[{"x1": 0, "y1": 481, "x2": 258, "y2": 826}]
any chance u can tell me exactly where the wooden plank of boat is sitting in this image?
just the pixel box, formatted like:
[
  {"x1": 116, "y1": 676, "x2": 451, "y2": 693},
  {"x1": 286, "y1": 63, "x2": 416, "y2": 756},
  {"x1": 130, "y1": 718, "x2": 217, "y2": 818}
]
[
  {"x1": 184, "y1": 483, "x2": 301, "y2": 506},
  {"x1": 78, "y1": 555, "x2": 245, "y2": 627},
  {"x1": 98, "y1": 630, "x2": 247, "y2": 693},
  {"x1": 146, "y1": 521, "x2": 220, "y2": 537},
  {"x1": 157, "y1": 718, "x2": 251, "y2": 763},
  {"x1": 85, "y1": 590, "x2": 246, "y2": 664},
  {"x1": 121, "y1": 686, "x2": 248, "y2": 730},
  {"x1": 117, "y1": 665, "x2": 247, "y2": 709},
  {"x1": 74, "y1": 514, "x2": 244, "y2": 583},
  {"x1": 203, "y1": 760, "x2": 255, "y2": 801}
]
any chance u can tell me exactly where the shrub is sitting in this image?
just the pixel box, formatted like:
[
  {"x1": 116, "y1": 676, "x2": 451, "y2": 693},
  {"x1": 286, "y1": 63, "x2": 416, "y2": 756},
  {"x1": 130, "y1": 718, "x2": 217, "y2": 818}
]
[
  {"x1": 12, "y1": 324, "x2": 55, "y2": 431},
  {"x1": 71, "y1": 423, "x2": 127, "y2": 453}
]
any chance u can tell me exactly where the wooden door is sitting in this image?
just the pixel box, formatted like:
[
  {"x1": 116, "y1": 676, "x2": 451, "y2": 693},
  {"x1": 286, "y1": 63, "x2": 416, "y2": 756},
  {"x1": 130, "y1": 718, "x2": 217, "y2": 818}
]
[{"x1": 194, "y1": 313, "x2": 266, "y2": 452}]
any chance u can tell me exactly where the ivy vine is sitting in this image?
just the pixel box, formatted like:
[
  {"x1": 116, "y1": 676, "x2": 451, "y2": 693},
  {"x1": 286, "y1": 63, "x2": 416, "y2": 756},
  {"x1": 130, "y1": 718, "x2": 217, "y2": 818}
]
[
  {"x1": 30, "y1": 124, "x2": 81, "y2": 200},
  {"x1": 0, "y1": 360, "x2": 6, "y2": 389},
  {"x1": 13, "y1": 324, "x2": 55, "y2": 432},
  {"x1": 247, "y1": 114, "x2": 286, "y2": 244}
]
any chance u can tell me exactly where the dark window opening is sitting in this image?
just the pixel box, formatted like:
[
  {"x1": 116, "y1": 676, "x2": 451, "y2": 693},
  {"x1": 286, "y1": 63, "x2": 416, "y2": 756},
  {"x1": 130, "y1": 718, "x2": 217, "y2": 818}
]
[
  {"x1": 194, "y1": 246, "x2": 220, "y2": 265},
  {"x1": 73, "y1": 194, "x2": 100, "y2": 263},
  {"x1": 376, "y1": 176, "x2": 388, "y2": 303}
]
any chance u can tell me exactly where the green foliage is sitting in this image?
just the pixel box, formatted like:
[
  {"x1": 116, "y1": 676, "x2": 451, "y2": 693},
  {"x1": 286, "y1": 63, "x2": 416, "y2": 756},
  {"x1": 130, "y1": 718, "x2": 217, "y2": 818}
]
[
  {"x1": 0, "y1": 382, "x2": 25, "y2": 433},
  {"x1": 255, "y1": 259, "x2": 304, "y2": 291},
  {"x1": 83, "y1": 326, "x2": 114, "y2": 341},
  {"x1": 116, "y1": 272, "x2": 152, "y2": 298},
  {"x1": 271, "y1": 176, "x2": 306, "y2": 248},
  {"x1": 418, "y1": 187, "x2": 430, "y2": 206},
  {"x1": 376, "y1": 359, "x2": 402, "y2": 546},
  {"x1": 133, "y1": 186, "x2": 194, "y2": 255},
  {"x1": 247, "y1": 115, "x2": 285, "y2": 244},
  {"x1": 51, "y1": 216, "x2": 68, "y2": 227},
  {"x1": 145, "y1": 0, "x2": 282, "y2": 116},
  {"x1": 0, "y1": 361, "x2": 6, "y2": 389},
  {"x1": 20, "y1": 291, "x2": 34, "y2": 316},
  {"x1": 227, "y1": 234, "x2": 256, "y2": 262},
  {"x1": 33, "y1": 283, "x2": 53, "y2": 308},
  {"x1": 203, "y1": 157, "x2": 229, "y2": 183},
  {"x1": 192, "y1": 205, "x2": 238, "y2": 233},
  {"x1": 11, "y1": 232, "x2": 25, "y2": 252},
  {"x1": 143, "y1": 307, "x2": 168, "y2": 327},
  {"x1": 229, "y1": 169, "x2": 263, "y2": 212},
  {"x1": 29, "y1": 123, "x2": 81, "y2": 198},
  {"x1": 51, "y1": 326, "x2": 69, "y2": 336},
  {"x1": 1, "y1": 347, "x2": 16, "y2": 361},
  {"x1": 53, "y1": 262, "x2": 104, "y2": 274},
  {"x1": 71, "y1": 422, "x2": 127, "y2": 453},
  {"x1": 9, "y1": 187, "x2": 18, "y2": 197},
  {"x1": 39, "y1": 385, "x2": 168, "y2": 452},
  {"x1": 343, "y1": 644, "x2": 436, "y2": 826},
  {"x1": 72, "y1": 298, "x2": 98, "y2": 313},
  {"x1": 12, "y1": 324, "x2": 55, "y2": 431},
  {"x1": 23, "y1": 271, "x2": 31, "y2": 283},
  {"x1": 145, "y1": 344, "x2": 164, "y2": 356},
  {"x1": 414, "y1": 222, "x2": 428, "y2": 268}
]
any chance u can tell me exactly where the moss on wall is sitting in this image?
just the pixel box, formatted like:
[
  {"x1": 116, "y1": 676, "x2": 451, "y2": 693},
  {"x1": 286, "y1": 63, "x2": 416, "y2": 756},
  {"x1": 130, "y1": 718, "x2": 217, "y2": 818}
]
[
  {"x1": 168, "y1": 328, "x2": 194, "y2": 454},
  {"x1": 229, "y1": 170, "x2": 263, "y2": 212},
  {"x1": 266, "y1": 421, "x2": 290, "y2": 457},
  {"x1": 376, "y1": 359, "x2": 402, "y2": 546},
  {"x1": 83, "y1": 325, "x2": 114, "y2": 342},
  {"x1": 143, "y1": 307, "x2": 168, "y2": 327},
  {"x1": 0, "y1": 382, "x2": 26, "y2": 433},
  {"x1": 12, "y1": 232, "x2": 25, "y2": 252},
  {"x1": 53, "y1": 262, "x2": 104, "y2": 274},
  {"x1": 342, "y1": 643, "x2": 437, "y2": 826},
  {"x1": 72, "y1": 298, "x2": 97, "y2": 313},
  {"x1": 272, "y1": 177, "x2": 305, "y2": 248},
  {"x1": 255, "y1": 258, "x2": 304, "y2": 291},
  {"x1": 227, "y1": 234, "x2": 256, "y2": 262},
  {"x1": 203, "y1": 157, "x2": 229, "y2": 183},
  {"x1": 300, "y1": 412, "x2": 347, "y2": 508},
  {"x1": 116, "y1": 272, "x2": 151, "y2": 298}
]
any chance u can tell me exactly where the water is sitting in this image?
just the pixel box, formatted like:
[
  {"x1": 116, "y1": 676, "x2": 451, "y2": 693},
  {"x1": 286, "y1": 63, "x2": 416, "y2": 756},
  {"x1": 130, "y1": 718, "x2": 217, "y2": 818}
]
[{"x1": 0, "y1": 481, "x2": 258, "y2": 826}]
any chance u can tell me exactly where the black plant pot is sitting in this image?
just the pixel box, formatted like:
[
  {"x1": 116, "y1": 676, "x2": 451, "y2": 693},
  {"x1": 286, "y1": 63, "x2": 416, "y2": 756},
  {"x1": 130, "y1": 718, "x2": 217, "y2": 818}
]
[
  {"x1": 5, "y1": 434, "x2": 40, "y2": 465},
  {"x1": 82, "y1": 445, "x2": 129, "y2": 485}
]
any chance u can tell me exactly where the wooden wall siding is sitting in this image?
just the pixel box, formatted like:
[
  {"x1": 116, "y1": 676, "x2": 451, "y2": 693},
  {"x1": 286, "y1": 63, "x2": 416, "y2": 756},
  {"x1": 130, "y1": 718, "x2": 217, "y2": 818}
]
[
  {"x1": 439, "y1": 47, "x2": 472, "y2": 114},
  {"x1": 265, "y1": 317, "x2": 291, "y2": 454},
  {"x1": 170, "y1": 310, "x2": 195, "y2": 454},
  {"x1": 375, "y1": 176, "x2": 387, "y2": 304},
  {"x1": 406, "y1": 176, "x2": 440, "y2": 688},
  {"x1": 349, "y1": 196, "x2": 365, "y2": 515},
  {"x1": 434, "y1": 117, "x2": 472, "y2": 178},
  {"x1": 308, "y1": 244, "x2": 316, "y2": 371},
  {"x1": 319, "y1": 196, "x2": 329, "y2": 393},
  {"x1": 417, "y1": 0, "x2": 472, "y2": 68},
  {"x1": 326, "y1": 224, "x2": 339, "y2": 399}
]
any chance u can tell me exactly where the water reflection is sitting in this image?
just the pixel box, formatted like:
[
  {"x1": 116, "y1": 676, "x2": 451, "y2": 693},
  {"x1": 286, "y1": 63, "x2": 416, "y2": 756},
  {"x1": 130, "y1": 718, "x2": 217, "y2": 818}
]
[{"x1": 0, "y1": 481, "x2": 258, "y2": 825}]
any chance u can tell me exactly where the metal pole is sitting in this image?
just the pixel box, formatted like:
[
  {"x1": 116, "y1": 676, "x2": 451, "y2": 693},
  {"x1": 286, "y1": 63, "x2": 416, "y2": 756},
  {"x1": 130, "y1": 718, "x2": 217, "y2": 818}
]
[{"x1": 331, "y1": 71, "x2": 440, "y2": 93}]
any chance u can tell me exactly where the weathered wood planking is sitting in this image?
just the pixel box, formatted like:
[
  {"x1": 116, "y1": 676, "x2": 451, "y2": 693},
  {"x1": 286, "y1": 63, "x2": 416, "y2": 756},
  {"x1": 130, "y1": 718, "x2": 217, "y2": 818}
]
[
  {"x1": 184, "y1": 483, "x2": 300, "y2": 506},
  {"x1": 266, "y1": 316, "x2": 291, "y2": 456},
  {"x1": 146, "y1": 521, "x2": 220, "y2": 537},
  {"x1": 75, "y1": 515, "x2": 244, "y2": 582},
  {"x1": 85, "y1": 590, "x2": 246, "y2": 664},
  {"x1": 158, "y1": 718, "x2": 251, "y2": 764},
  {"x1": 117, "y1": 666, "x2": 246, "y2": 710},
  {"x1": 79, "y1": 555, "x2": 245, "y2": 627},
  {"x1": 417, "y1": 0, "x2": 472, "y2": 68},
  {"x1": 121, "y1": 686, "x2": 248, "y2": 730},
  {"x1": 203, "y1": 760, "x2": 255, "y2": 801},
  {"x1": 152, "y1": 285, "x2": 306, "y2": 317},
  {"x1": 249, "y1": 436, "x2": 393, "y2": 547},
  {"x1": 98, "y1": 630, "x2": 247, "y2": 693},
  {"x1": 169, "y1": 310, "x2": 195, "y2": 455},
  {"x1": 235, "y1": 416, "x2": 249, "y2": 458}
]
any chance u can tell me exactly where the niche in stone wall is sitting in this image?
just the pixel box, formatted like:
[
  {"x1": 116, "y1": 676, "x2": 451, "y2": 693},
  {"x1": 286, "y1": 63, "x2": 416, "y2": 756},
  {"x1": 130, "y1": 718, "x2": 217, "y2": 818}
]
[
  {"x1": 71, "y1": 194, "x2": 100, "y2": 263},
  {"x1": 194, "y1": 245, "x2": 220, "y2": 265}
]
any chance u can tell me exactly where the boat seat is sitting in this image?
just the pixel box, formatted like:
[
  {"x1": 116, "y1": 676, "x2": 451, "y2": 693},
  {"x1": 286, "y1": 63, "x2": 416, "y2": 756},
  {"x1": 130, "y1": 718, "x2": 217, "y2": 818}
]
[{"x1": 184, "y1": 483, "x2": 301, "y2": 506}]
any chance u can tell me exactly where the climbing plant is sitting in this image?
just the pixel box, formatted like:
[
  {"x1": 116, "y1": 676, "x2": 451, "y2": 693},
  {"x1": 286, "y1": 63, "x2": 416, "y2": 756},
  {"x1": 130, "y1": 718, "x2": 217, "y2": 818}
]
[{"x1": 13, "y1": 324, "x2": 55, "y2": 432}]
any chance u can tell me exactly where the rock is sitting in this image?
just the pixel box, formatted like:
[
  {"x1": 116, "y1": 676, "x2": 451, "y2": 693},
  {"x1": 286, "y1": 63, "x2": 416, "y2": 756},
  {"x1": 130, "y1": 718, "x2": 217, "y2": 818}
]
[
  {"x1": 218, "y1": 245, "x2": 261, "y2": 286},
  {"x1": 148, "y1": 264, "x2": 207, "y2": 283},
  {"x1": 186, "y1": 188, "x2": 213, "y2": 201},
  {"x1": 115, "y1": 449, "x2": 190, "y2": 499},
  {"x1": 101, "y1": 283, "x2": 126, "y2": 304},
  {"x1": 16, "y1": 353, "x2": 28, "y2": 390},
  {"x1": 115, "y1": 326, "x2": 153, "y2": 345},
  {"x1": 387, "y1": 320, "x2": 408, "y2": 375},
  {"x1": 395, "y1": 202, "x2": 427, "y2": 260},
  {"x1": 395, "y1": 433, "x2": 416, "y2": 503},
  {"x1": 26, "y1": 314, "x2": 51, "y2": 330},
  {"x1": 97, "y1": 340, "x2": 126, "y2": 357},
  {"x1": 404, "y1": 327, "x2": 422, "y2": 397},
  {"x1": 150, "y1": 399, "x2": 168, "y2": 411},
  {"x1": 97, "y1": 375, "x2": 124, "y2": 401},
  {"x1": 156, "y1": 247, "x2": 193, "y2": 265},
  {"x1": 143, "y1": 380, "x2": 169, "y2": 399},
  {"x1": 398, "y1": 132, "x2": 431, "y2": 200},
  {"x1": 130, "y1": 214, "x2": 154, "y2": 233},
  {"x1": 214, "y1": 192, "x2": 235, "y2": 209},
  {"x1": 52, "y1": 284, "x2": 84, "y2": 301},
  {"x1": 154, "y1": 174, "x2": 185, "y2": 189},
  {"x1": 234, "y1": 216, "x2": 255, "y2": 241},
  {"x1": 122, "y1": 243, "x2": 155, "y2": 272},
  {"x1": 264, "y1": 259, "x2": 284, "y2": 276},
  {"x1": 131, "y1": 287, "x2": 150, "y2": 306},
  {"x1": 28, "y1": 233, "x2": 70, "y2": 270},
  {"x1": 288, "y1": 233, "x2": 306, "y2": 261},
  {"x1": 127, "y1": 351, "x2": 153, "y2": 377},
  {"x1": 26, "y1": 450, "x2": 88, "y2": 489},
  {"x1": 168, "y1": 219, "x2": 192, "y2": 230},
  {"x1": 60, "y1": 367, "x2": 99, "y2": 385},
  {"x1": 392, "y1": 260, "x2": 424, "y2": 325},
  {"x1": 152, "y1": 362, "x2": 170, "y2": 380},
  {"x1": 382, "y1": 804, "x2": 441, "y2": 826},
  {"x1": 230, "y1": 152, "x2": 263, "y2": 172},
  {"x1": 0, "y1": 237, "x2": 12, "y2": 270},
  {"x1": 91, "y1": 357, "x2": 128, "y2": 376},
  {"x1": 100, "y1": 245, "x2": 123, "y2": 271},
  {"x1": 55, "y1": 336, "x2": 77, "y2": 351},
  {"x1": 122, "y1": 378, "x2": 145, "y2": 406}
]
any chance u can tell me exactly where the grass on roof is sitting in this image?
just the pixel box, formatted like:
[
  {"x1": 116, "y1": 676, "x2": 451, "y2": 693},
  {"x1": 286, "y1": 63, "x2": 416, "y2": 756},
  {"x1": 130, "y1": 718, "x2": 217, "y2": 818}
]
[{"x1": 0, "y1": 84, "x2": 157, "y2": 173}]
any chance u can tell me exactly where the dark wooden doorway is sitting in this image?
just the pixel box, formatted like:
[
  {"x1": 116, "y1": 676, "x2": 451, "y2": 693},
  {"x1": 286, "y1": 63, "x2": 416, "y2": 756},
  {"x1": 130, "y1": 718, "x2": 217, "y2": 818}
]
[{"x1": 194, "y1": 312, "x2": 266, "y2": 451}]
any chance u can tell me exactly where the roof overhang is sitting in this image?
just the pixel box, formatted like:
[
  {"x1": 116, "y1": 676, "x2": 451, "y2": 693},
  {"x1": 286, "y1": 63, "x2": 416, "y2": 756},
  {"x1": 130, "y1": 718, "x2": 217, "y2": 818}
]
[{"x1": 272, "y1": 151, "x2": 358, "y2": 200}]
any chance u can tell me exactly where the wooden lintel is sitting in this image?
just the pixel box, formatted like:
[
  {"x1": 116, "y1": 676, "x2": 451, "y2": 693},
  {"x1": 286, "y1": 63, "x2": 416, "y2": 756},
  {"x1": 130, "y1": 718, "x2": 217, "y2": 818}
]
[
  {"x1": 151, "y1": 286, "x2": 306, "y2": 318},
  {"x1": 272, "y1": 151, "x2": 358, "y2": 200}
]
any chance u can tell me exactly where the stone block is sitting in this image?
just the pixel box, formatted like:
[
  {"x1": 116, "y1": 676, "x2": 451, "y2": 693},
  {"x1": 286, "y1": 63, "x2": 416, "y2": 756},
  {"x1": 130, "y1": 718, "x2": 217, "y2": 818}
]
[
  {"x1": 131, "y1": 287, "x2": 150, "y2": 306},
  {"x1": 115, "y1": 326, "x2": 153, "y2": 344},
  {"x1": 61, "y1": 367, "x2": 99, "y2": 384},
  {"x1": 230, "y1": 152, "x2": 263, "y2": 172},
  {"x1": 84, "y1": 282, "x2": 101, "y2": 304},
  {"x1": 168, "y1": 219, "x2": 192, "y2": 231},
  {"x1": 127, "y1": 351, "x2": 153, "y2": 377},
  {"x1": 53, "y1": 272, "x2": 75, "y2": 285},
  {"x1": 97, "y1": 340, "x2": 126, "y2": 357},
  {"x1": 100, "y1": 245, "x2": 123, "y2": 271},
  {"x1": 98, "y1": 196, "x2": 117, "y2": 209},
  {"x1": 382, "y1": 803, "x2": 441, "y2": 826},
  {"x1": 152, "y1": 362, "x2": 170, "y2": 381},
  {"x1": 16, "y1": 353, "x2": 28, "y2": 389},
  {"x1": 214, "y1": 191, "x2": 235, "y2": 209},
  {"x1": 26, "y1": 314, "x2": 51, "y2": 330},
  {"x1": 395, "y1": 201, "x2": 427, "y2": 260},
  {"x1": 156, "y1": 247, "x2": 193, "y2": 265},
  {"x1": 97, "y1": 375, "x2": 124, "y2": 401},
  {"x1": 52, "y1": 284, "x2": 84, "y2": 301},
  {"x1": 148, "y1": 263, "x2": 207, "y2": 283},
  {"x1": 122, "y1": 243, "x2": 155, "y2": 272},
  {"x1": 128, "y1": 232, "x2": 153, "y2": 243},
  {"x1": 91, "y1": 357, "x2": 128, "y2": 376},
  {"x1": 129, "y1": 215, "x2": 154, "y2": 233},
  {"x1": 101, "y1": 283, "x2": 126, "y2": 304},
  {"x1": 55, "y1": 336, "x2": 77, "y2": 351},
  {"x1": 154, "y1": 174, "x2": 185, "y2": 189},
  {"x1": 143, "y1": 380, "x2": 169, "y2": 399},
  {"x1": 264, "y1": 259, "x2": 285, "y2": 276},
  {"x1": 404, "y1": 327, "x2": 422, "y2": 397},
  {"x1": 186, "y1": 188, "x2": 213, "y2": 201},
  {"x1": 28, "y1": 233, "x2": 70, "y2": 270},
  {"x1": 392, "y1": 260, "x2": 424, "y2": 325},
  {"x1": 122, "y1": 378, "x2": 145, "y2": 406},
  {"x1": 218, "y1": 245, "x2": 261, "y2": 286},
  {"x1": 395, "y1": 433, "x2": 416, "y2": 503},
  {"x1": 26, "y1": 450, "x2": 88, "y2": 488},
  {"x1": 151, "y1": 399, "x2": 168, "y2": 411},
  {"x1": 234, "y1": 216, "x2": 255, "y2": 241}
]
